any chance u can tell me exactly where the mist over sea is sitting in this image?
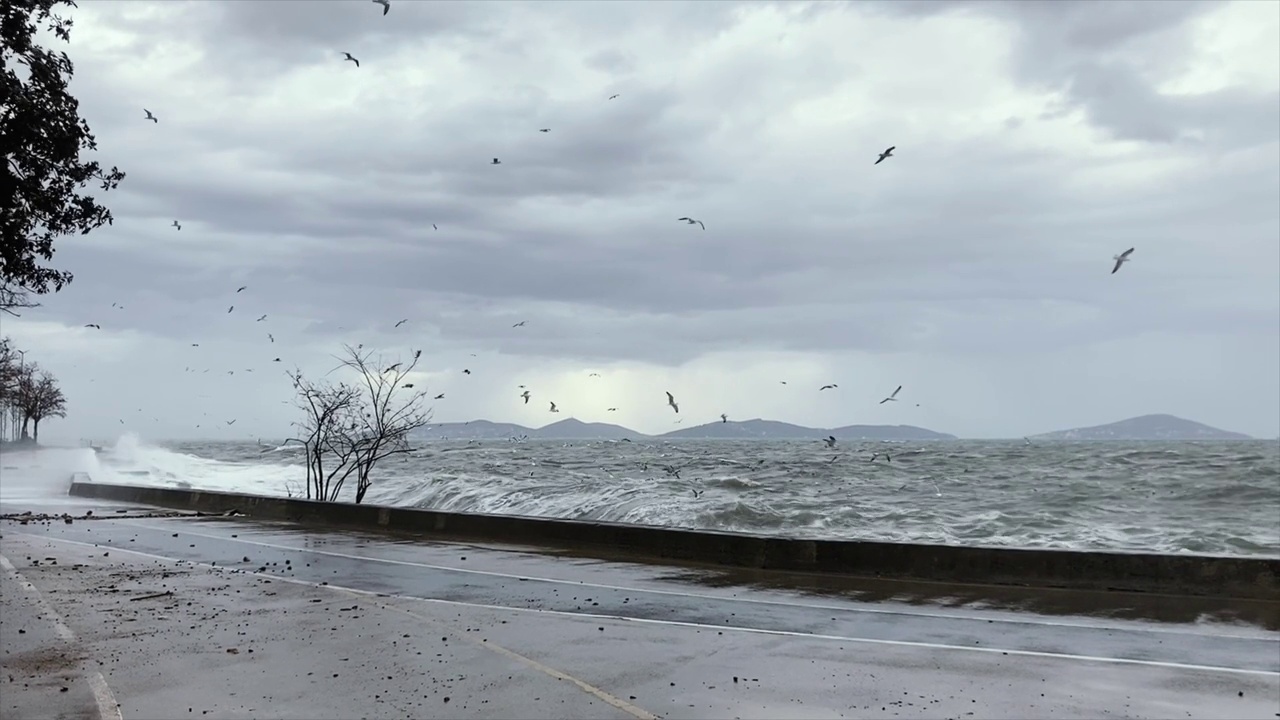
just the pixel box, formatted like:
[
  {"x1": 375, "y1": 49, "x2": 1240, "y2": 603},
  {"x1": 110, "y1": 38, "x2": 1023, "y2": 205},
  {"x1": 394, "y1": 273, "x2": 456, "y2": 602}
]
[{"x1": 29, "y1": 434, "x2": 1280, "y2": 557}]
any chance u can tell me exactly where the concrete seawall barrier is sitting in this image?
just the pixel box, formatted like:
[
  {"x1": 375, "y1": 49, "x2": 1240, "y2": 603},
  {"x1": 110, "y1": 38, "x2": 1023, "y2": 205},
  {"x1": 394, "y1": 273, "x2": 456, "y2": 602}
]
[{"x1": 68, "y1": 481, "x2": 1280, "y2": 601}]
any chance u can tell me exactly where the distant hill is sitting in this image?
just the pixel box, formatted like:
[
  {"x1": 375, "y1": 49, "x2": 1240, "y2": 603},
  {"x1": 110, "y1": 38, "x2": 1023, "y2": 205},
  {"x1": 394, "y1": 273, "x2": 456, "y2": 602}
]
[
  {"x1": 533, "y1": 418, "x2": 637, "y2": 440},
  {"x1": 413, "y1": 417, "x2": 956, "y2": 441},
  {"x1": 1031, "y1": 414, "x2": 1252, "y2": 441},
  {"x1": 659, "y1": 419, "x2": 955, "y2": 441}
]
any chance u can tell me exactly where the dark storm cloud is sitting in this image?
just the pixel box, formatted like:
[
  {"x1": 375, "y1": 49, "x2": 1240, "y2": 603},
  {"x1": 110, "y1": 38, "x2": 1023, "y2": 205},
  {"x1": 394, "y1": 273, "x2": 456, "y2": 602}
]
[
  {"x1": 893, "y1": 0, "x2": 1279, "y2": 150},
  {"x1": 11, "y1": 0, "x2": 1277, "y2": 440}
]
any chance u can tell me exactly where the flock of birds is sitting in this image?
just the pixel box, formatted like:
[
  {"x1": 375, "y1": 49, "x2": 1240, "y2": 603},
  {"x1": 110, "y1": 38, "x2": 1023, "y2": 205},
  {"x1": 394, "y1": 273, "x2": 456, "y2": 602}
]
[{"x1": 79, "y1": 0, "x2": 1141, "y2": 441}]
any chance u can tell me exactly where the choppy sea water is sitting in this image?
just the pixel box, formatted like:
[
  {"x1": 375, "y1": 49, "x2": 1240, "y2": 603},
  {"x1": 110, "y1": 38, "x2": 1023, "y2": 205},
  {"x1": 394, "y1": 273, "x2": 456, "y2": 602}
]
[{"x1": 46, "y1": 434, "x2": 1279, "y2": 557}]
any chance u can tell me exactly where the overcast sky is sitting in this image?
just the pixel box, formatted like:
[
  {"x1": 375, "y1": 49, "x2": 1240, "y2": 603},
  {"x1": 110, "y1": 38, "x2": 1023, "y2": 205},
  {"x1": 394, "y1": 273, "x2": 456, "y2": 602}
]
[{"x1": 5, "y1": 0, "x2": 1278, "y2": 443}]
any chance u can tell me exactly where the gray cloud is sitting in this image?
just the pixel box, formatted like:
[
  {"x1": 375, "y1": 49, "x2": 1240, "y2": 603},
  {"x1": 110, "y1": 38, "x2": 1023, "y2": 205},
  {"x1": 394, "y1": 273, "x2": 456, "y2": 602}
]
[{"x1": 6, "y1": 0, "x2": 1277, "y2": 441}]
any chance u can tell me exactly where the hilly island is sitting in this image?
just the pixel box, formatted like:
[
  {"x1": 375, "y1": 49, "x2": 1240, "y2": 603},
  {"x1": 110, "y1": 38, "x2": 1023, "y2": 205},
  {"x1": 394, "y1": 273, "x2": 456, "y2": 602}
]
[{"x1": 413, "y1": 414, "x2": 1251, "y2": 441}]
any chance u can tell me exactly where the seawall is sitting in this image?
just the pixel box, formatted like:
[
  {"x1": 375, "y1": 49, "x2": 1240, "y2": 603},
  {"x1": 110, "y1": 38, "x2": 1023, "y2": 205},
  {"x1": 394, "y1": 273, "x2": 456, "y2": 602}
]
[{"x1": 68, "y1": 480, "x2": 1280, "y2": 601}]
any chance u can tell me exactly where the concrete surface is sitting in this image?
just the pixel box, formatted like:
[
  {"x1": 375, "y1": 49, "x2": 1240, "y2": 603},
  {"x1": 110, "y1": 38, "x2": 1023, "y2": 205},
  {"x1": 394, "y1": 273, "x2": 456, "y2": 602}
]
[
  {"x1": 2, "y1": 490, "x2": 1278, "y2": 720},
  {"x1": 65, "y1": 480, "x2": 1280, "y2": 600}
]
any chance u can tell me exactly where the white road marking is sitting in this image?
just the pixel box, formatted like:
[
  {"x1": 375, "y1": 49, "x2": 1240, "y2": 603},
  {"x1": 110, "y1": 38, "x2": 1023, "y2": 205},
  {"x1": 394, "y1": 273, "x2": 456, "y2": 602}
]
[
  {"x1": 3, "y1": 534, "x2": 655, "y2": 720},
  {"x1": 107, "y1": 519, "x2": 1277, "y2": 641},
  {"x1": 0, "y1": 554, "x2": 124, "y2": 720},
  {"x1": 15, "y1": 532, "x2": 1279, "y2": 679}
]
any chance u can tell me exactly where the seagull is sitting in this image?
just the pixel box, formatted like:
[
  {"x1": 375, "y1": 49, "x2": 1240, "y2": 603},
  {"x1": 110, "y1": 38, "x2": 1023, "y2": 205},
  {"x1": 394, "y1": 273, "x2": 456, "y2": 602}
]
[
  {"x1": 403, "y1": 383, "x2": 414, "y2": 388},
  {"x1": 385, "y1": 363, "x2": 402, "y2": 373},
  {"x1": 434, "y1": 393, "x2": 445, "y2": 400},
  {"x1": 144, "y1": 109, "x2": 158, "y2": 123},
  {"x1": 191, "y1": 343, "x2": 199, "y2": 347},
  {"x1": 226, "y1": 419, "x2": 236, "y2": 426},
  {"x1": 666, "y1": 391, "x2": 679, "y2": 414},
  {"x1": 820, "y1": 384, "x2": 838, "y2": 391},
  {"x1": 870, "y1": 452, "x2": 892, "y2": 463},
  {"x1": 677, "y1": 217, "x2": 705, "y2": 230},
  {"x1": 236, "y1": 286, "x2": 247, "y2": 293},
  {"x1": 549, "y1": 401, "x2": 559, "y2": 413},
  {"x1": 394, "y1": 319, "x2": 407, "y2": 328},
  {"x1": 273, "y1": 358, "x2": 281, "y2": 362},
  {"x1": 172, "y1": 220, "x2": 181, "y2": 230},
  {"x1": 342, "y1": 52, "x2": 359, "y2": 67},
  {"x1": 512, "y1": 320, "x2": 526, "y2": 327},
  {"x1": 432, "y1": 224, "x2": 437, "y2": 230},
  {"x1": 256, "y1": 314, "x2": 267, "y2": 322},
  {"x1": 875, "y1": 146, "x2": 895, "y2": 165},
  {"x1": 227, "y1": 305, "x2": 234, "y2": 313},
  {"x1": 520, "y1": 390, "x2": 531, "y2": 404},
  {"x1": 84, "y1": 323, "x2": 100, "y2": 329},
  {"x1": 491, "y1": 158, "x2": 502, "y2": 165},
  {"x1": 823, "y1": 436, "x2": 836, "y2": 448},
  {"x1": 720, "y1": 413, "x2": 728, "y2": 423},
  {"x1": 463, "y1": 369, "x2": 471, "y2": 375},
  {"x1": 607, "y1": 407, "x2": 618, "y2": 412},
  {"x1": 588, "y1": 372, "x2": 601, "y2": 377},
  {"x1": 372, "y1": 0, "x2": 390, "y2": 15},
  {"x1": 608, "y1": 94, "x2": 619, "y2": 100},
  {"x1": 268, "y1": 333, "x2": 274, "y2": 343},
  {"x1": 539, "y1": 128, "x2": 550, "y2": 133},
  {"x1": 1111, "y1": 248, "x2": 1135, "y2": 274},
  {"x1": 691, "y1": 489, "x2": 703, "y2": 499},
  {"x1": 880, "y1": 385, "x2": 902, "y2": 404}
]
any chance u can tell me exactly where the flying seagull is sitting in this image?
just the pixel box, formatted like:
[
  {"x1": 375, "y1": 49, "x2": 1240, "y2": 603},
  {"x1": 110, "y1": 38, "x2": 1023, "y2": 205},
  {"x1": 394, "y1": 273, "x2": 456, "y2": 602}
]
[
  {"x1": 227, "y1": 305, "x2": 234, "y2": 313},
  {"x1": 343, "y1": 52, "x2": 360, "y2": 67},
  {"x1": 549, "y1": 401, "x2": 559, "y2": 413},
  {"x1": 394, "y1": 319, "x2": 408, "y2": 328},
  {"x1": 666, "y1": 391, "x2": 679, "y2": 414},
  {"x1": 820, "y1": 384, "x2": 838, "y2": 391},
  {"x1": 434, "y1": 393, "x2": 445, "y2": 400},
  {"x1": 512, "y1": 320, "x2": 526, "y2": 327},
  {"x1": 144, "y1": 109, "x2": 158, "y2": 123},
  {"x1": 491, "y1": 158, "x2": 502, "y2": 165},
  {"x1": 608, "y1": 94, "x2": 619, "y2": 100},
  {"x1": 237, "y1": 286, "x2": 247, "y2": 293},
  {"x1": 720, "y1": 413, "x2": 728, "y2": 423},
  {"x1": 84, "y1": 324, "x2": 100, "y2": 329},
  {"x1": 875, "y1": 146, "x2": 895, "y2": 165},
  {"x1": 1111, "y1": 247, "x2": 1135, "y2": 274},
  {"x1": 172, "y1": 220, "x2": 181, "y2": 230},
  {"x1": 520, "y1": 390, "x2": 531, "y2": 404},
  {"x1": 677, "y1": 217, "x2": 705, "y2": 230},
  {"x1": 372, "y1": 0, "x2": 390, "y2": 15},
  {"x1": 268, "y1": 333, "x2": 274, "y2": 343},
  {"x1": 539, "y1": 128, "x2": 550, "y2": 133},
  {"x1": 880, "y1": 385, "x2": 902, "y2": 404},
  {"x1": 463, "y1": 369, "x2": 471, "y2": 375},
  {"x1": 607, "y1": 407, "x2": 618, "y2": 412},
  {"x1": 256, "y1": 314, "x2": 267, "y2": 322},
  {"x1": 823, "y1": 436, "x2": 836, "y2": 448}
]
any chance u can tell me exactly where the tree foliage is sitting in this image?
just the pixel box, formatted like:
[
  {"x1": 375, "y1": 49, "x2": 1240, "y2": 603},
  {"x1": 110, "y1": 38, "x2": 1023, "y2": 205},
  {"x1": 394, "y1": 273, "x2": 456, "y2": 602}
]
[
  {"x1": 0, "y1": 336, "x2": 66, "y2": 443},
  {"x1": 2, "y1": 0, "x2": 125, "y2": 305},
  {"x1": 288, "y1": 345, "x2": 432, "y2": 503},
  {"x1": 17, "y1": 364, "x2": 65, "y2": 442}
]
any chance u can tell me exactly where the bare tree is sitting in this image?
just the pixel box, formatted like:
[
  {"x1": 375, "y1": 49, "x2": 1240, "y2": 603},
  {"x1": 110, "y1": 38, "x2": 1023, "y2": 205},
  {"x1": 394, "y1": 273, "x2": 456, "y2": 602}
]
[
  {"x1": 286, "y1": 369, "x2": 361, "y2": 501},
  {"x1": 0, "y1": 284, "x2": 39, "y2": 317},
  {"x1": 336, "y1": 344, "x2": 432, "y2": 503},
  {"x1": 19, "y1": 369, "x2": 65, "y2": 443},
  {"x1": 0, "y1": 337, "x2": 19, "y2": 440},
  {"x1": 286, "y1": 345, "x2": 431, "y2": 504}
]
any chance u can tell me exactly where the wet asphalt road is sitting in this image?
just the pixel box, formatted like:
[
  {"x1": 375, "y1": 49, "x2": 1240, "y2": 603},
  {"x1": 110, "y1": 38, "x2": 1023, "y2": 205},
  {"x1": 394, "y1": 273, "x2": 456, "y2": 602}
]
[{"x1": 3, "y1": 494, "x2": 1279, "y2": 719}]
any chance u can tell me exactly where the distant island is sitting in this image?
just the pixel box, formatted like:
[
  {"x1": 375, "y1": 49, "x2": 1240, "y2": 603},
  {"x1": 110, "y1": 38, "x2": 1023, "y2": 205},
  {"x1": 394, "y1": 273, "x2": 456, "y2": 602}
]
[
  {"x1": 413, "y1": 418, "x2": 956, "y2": 441},
  {"x1": 1031, "y1": 414, "x2": 1252, "y2": 441}
]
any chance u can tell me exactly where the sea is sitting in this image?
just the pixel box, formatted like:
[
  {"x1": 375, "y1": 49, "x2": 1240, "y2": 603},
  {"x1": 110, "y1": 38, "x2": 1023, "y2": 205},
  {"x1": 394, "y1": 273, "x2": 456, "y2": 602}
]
[{"x1": 40, "y1": 433, "x2": 1280, "y2": 558}]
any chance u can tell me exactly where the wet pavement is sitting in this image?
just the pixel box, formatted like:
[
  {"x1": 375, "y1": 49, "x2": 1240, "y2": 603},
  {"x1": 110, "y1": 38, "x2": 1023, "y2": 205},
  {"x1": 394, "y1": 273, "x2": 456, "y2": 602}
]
[{"x1": 2, "y1": 492, "x2": 1278, "y2": 719}]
